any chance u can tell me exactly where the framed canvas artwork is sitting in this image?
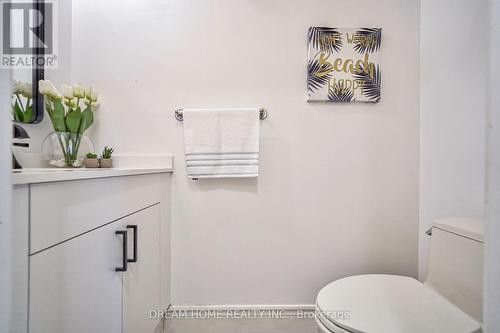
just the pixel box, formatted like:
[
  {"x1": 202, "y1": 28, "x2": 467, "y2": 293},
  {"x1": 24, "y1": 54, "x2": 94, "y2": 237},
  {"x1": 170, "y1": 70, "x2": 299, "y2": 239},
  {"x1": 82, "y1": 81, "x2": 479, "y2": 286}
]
[{"x1": 307, "y1": 27, "x2": 382, "y2": 103}]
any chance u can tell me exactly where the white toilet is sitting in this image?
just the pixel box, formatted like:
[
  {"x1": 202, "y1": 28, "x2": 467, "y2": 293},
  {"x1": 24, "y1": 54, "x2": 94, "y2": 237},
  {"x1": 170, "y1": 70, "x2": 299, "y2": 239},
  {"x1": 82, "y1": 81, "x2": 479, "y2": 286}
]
[{"x1": 315, "y1": 217, "x2": 484, "y2": 333}]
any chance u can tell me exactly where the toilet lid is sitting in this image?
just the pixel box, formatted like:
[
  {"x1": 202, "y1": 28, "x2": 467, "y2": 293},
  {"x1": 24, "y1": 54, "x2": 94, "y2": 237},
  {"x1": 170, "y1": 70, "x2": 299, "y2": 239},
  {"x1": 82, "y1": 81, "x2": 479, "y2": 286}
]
[{"x1": 316, "y1": 275, "x2": 481, "y2": 333}]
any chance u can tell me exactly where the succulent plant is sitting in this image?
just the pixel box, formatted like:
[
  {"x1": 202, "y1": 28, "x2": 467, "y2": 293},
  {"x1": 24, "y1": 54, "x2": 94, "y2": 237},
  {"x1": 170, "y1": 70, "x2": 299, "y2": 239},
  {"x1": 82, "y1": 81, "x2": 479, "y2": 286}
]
[{"x1": 101, "y1": 146, "x2": 114, "y2": 159}]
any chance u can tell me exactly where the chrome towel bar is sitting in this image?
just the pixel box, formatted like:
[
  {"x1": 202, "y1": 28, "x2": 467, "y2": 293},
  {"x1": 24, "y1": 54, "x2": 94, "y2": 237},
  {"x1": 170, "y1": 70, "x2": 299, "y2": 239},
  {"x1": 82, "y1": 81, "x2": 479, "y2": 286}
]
[{"x1": 174, "y1": 108, "x2": 268, "y2": 121}]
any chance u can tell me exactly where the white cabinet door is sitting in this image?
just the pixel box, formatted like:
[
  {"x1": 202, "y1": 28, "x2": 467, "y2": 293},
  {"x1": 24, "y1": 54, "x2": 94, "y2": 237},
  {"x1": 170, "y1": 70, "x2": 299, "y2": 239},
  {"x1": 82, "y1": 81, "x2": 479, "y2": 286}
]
[
  {"x1": 123, "y1": 205, "x2": 161, "y2": 333},
  {"x1": 29, "y1": 220, "x2": 128, "y2": 333}
]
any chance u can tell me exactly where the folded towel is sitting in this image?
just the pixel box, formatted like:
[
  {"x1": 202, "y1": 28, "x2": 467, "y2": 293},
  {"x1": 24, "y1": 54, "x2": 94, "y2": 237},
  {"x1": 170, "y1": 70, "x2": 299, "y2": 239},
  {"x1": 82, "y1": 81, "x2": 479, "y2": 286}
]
[{"x1": 183, "y1": 108, "x2": 260, "y2": 179}]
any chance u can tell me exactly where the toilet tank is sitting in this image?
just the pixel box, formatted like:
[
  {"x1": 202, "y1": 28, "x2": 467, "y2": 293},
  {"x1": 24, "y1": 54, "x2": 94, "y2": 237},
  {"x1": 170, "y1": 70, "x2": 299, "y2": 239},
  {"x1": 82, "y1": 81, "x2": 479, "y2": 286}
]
[{"x1": 424, "y1": 217, "x2": 484, "y2": 323}]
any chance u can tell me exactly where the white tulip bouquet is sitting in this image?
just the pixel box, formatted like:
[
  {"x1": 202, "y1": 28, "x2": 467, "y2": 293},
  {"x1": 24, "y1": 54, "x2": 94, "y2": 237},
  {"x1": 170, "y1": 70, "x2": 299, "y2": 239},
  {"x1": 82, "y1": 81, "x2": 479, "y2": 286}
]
[
  {"x1": 39, "y1": 80, "x2": 100, "y2": 167},
  {"x1": 12, "y1": 81, "x2": 33, "y2": 122}
]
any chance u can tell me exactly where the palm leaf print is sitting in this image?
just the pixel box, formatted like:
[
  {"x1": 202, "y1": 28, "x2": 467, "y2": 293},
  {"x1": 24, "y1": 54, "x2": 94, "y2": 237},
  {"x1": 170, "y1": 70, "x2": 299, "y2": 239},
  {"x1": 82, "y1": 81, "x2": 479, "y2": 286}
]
[
  {"x1": 353, "y1": 64, "x2": 381, "y2": 102},
  {"x1": 308, "y1": 27, "x2": 343, "y2": 53},
  {"x1": 308, "y1": 59, "x2": 332, "y2": 94},
  {"x1": 353, "y1": 28, "x2": 382, "y2": 54},
  {"x1": 328, "y1": 84, "x2": 355, "y2": 102}
]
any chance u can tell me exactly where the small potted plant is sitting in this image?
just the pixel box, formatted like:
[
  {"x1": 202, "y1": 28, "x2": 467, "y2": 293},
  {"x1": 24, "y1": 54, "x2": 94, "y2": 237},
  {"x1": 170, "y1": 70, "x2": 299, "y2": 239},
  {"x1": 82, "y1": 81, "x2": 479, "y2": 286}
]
[
  {"x1": 84, "y1": 152, "x2": 99, "y2": 168},
  {"x1": 100, "y1": 146, "x2": 114, "y2": 168}
]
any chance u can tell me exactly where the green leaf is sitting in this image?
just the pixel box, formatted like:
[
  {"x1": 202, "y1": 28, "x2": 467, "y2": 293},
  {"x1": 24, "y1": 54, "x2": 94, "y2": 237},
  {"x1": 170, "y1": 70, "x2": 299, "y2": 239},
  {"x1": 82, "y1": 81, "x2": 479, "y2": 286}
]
[
  {"x1": 13, "y1": 110, "x2": 20, "y2": 122},
  {"x1": 65, "y1": 109, "x2": 82, "y2": 133},
  {"x1": 23, "y1": 104, "x2": 33, "y2": 123},
  {"x1": 13, "y1": 100, "x2": 23, "y2": 121},
  {"x1": 45, "y1": 101, "x2": 53, "y2": 118},
  {"x1": 78, "y1": 106, "x2": 94, "y2": 134},
  {"x1": 51, "y1": 99, "x2": 67, "y2": 132},
  {"x1": 101, "y1": 146, "x2": 114, "y2": 159}
]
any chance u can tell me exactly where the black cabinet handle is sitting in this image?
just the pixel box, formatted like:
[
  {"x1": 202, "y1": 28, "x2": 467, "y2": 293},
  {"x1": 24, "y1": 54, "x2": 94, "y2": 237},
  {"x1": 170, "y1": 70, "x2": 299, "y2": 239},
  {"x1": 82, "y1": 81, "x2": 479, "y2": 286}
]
[
  {"x1": 127, "y1": 225, "x2": 138, "y2": 263},
  {"x1": 115, "y1": 230, "x2": 128, "y2": 272}
]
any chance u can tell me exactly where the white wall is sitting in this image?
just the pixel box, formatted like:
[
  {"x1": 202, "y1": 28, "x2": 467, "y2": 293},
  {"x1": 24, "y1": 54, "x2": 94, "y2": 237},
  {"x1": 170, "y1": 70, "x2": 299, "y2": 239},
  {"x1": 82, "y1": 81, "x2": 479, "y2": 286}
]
[
  {"x1": 419, "y1": 0, "x2": 487, "y2": 280},
  {"x1": 485, "y1": 0, "x2": 500, "y2": 331},
  {"x1": 70, "y1": 0, "x2": 421, "y2": 305},
  {"x1": 0, "y1": 68, "x2": 12, "y2": 333}
]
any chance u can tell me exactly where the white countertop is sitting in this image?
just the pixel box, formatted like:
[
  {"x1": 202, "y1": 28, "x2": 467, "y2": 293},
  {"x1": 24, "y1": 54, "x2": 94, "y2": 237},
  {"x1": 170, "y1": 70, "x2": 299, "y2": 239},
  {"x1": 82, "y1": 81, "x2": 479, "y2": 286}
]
[
  {"x1": 12, "y1": 155, "x2": 173, "y2": 185},
  {"x1": 12, "y1": 167, "x2": 172, "y2": 185}
]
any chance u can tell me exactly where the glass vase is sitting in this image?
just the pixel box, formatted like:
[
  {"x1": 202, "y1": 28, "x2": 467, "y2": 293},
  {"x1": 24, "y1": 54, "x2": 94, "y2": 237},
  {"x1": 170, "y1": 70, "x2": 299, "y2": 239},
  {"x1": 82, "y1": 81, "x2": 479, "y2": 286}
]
[{"x1": 42, "y1": 132, "x2": 95, "y2": 168}]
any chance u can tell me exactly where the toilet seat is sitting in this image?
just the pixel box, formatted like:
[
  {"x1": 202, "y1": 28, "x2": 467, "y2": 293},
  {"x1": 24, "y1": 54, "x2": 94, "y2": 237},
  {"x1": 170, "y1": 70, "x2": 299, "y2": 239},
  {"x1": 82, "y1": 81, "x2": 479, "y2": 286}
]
[{"x1": 315, "y1": 274, "x2": 481, "y2": 333}]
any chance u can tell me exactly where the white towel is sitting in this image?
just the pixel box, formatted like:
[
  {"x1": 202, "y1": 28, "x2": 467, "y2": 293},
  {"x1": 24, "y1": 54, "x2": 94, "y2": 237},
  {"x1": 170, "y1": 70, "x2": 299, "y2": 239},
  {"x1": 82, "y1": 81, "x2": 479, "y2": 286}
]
[{"x1": 182, "y1": 108, "x2": 260, "y2": 179}]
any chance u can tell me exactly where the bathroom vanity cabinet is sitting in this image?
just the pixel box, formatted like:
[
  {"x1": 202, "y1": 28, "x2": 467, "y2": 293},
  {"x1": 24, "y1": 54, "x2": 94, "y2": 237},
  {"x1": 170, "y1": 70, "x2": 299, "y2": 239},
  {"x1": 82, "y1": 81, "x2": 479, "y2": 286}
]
[{"x1": 11, "y1": 168, "x2": 172, "y2": 333}]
